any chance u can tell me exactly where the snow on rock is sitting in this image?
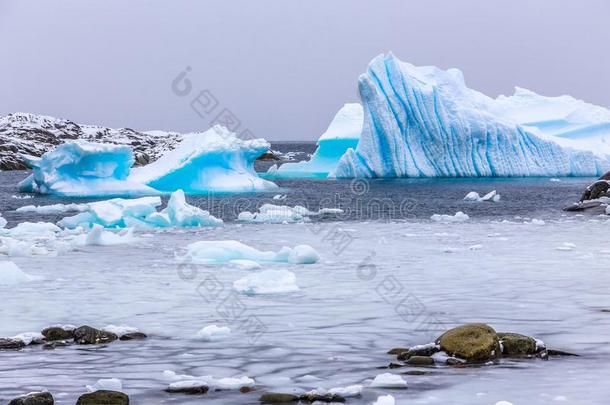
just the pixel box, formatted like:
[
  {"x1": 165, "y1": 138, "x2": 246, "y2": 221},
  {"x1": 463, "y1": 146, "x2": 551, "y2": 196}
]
[
  {"x1": 370, "y1": 373, "x2": 407, "y2": 388},
  {"x1": 18, "y1": 140, "x2": 158, "y2": 197},
  {"x1": 12, "y1": 332, "x2": 45, "y2": 345},
  {"x1": 86, "y1": 378, "x2": 123, "y2": 393},
  {"x1": 0, "y1": 112, "x2": 181, "y2": 170},
  {"x1": 129, "y1": 125, "x2": 278, "y2": 194},
  {"x1": 0, "y1": 261, "x2": 35, "y2": 285},
  {"x1": 102, "y1": 325, "x2": 140, "y2": 338},
  {"x1": 237, "y1": 204, "x2": 343, "y2": 224},
  {"x1": 58, "y1": 190, "x2": 222, "y2": 229},
  {"x1": 464, "y1": 190, "x2": 501, "y2": 202},
  {"x1": 318, "y1": 53, "x2": 610, "y2": 178},
  {"x1": 372, "y1": 395, "x2": 396, "y2": 405},
  {"x1": 272, "y1": 104, "x2": 362, "y2": 178},
  {"x1": 233, "y1": 270, "x2": 299, "y2": 295},
  {"x1": 196, "y1": 325, "x2": 231, "y2": 341},
  {"x1": 431, "y1": 211, "x2": 470, "y2": 223},
  {"x1": 182, "y1": 240, "x2": 319, "y2": 265}
]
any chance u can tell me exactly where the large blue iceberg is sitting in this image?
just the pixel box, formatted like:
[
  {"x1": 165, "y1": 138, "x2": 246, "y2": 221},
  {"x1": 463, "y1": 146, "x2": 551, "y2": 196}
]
[
  {"x1": 18, "y1": 126, "x2": 278, "y2": 197},
  {"x1": 268, "y1": 103, "x2": 362, "y2": 178},
  {"x1": 130, "y1": 125, "x2": 278, "y2": 194},
  {"x1": 18, "y1": 141, "x2": 158, "y2": 197},
  {"x1": 279, "y1": 53, "x2": 610, "y2": 178}
]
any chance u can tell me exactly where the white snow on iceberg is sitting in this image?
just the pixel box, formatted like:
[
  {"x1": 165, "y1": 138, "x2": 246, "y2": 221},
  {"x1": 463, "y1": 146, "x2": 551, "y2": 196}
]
[
  {"x1": 269, "y1": 104, "x2": 362, "y2": 178},
  {"x1": 58, "y1": 190, "x2": 222, "y2": 229},
  {"x1": 130, "y1": 125, "x2": 278, "y2": 194},
  {"x1": 181, "y1": 240, "x2": 319, "y2": 265},
  {"x1": 18, "y1": 141, "x2": 158, "y2": 197}
]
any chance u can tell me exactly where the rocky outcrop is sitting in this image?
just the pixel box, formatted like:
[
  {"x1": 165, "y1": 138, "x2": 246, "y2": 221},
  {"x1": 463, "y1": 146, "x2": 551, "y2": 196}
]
[
  {"x1": 564, "y1": 171, "x2": 610, "y2": 212},
  {"x1": 0, "y1": 338, "x2": 26, "y2": 350},
  {"x1": 436, "y1": 323, "x2": 501, "y2": 363},
  {"x1": 41, "y1": 327, "x2": 74, "y2": 341},
  {"x1": 73, "y1": 326, "x2": 118, "y2": 345},
  {"x1": 497, "y1": 332, "x2": 538, "y2": 356},
  {"x1": 8, "y1": 391, "x2": 53, "y2": 405},
  {"x1": 76, "y1": 390, "x2": 129, "y2": 405},
  {"x1": 0, "y1": 113, "x2": 182, "y2": 170}
]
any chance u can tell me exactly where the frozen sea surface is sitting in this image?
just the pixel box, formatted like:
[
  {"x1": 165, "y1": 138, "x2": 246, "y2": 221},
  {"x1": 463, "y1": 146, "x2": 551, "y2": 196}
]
[{"x1": 2, "y1": 216, "x2": 610, "y2": 404}]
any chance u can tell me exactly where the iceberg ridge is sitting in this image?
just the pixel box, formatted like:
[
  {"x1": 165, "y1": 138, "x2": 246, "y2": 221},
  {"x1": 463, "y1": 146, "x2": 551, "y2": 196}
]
[{"x1": 335, "y1": 53, "x2": 609, "y2": 178}]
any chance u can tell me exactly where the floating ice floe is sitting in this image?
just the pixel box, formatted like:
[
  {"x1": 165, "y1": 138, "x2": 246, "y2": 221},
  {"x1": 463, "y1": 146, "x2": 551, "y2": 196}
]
[
  {"x1": 328, "y1": 384, "x2": 363, "y2": 397},
  {"x1": 196, "y1": 324, "x2": 231, "y2": 341},
  {"x1": 181, "y1": 240, "x2": 319, "y2": 265},
  {"x1": 0, "y1": 261, "x2": 36, "y2": 285},
  {"x1": 372, "y1": 395, "x2": 395, "y2": 405},
  {"x1": 237, "y1": 204, "x2": 343, "y2": 224},
  {"x1": 163, "y1": 370, "x2": 255, "y2": 390},
  {"x1": 430, "y1": 211, "x2": 470, "y2": 223},
  {"x1": 74, "y1": 225, "x2": 140, "y2": 246},
  {"x1": 272, "y1": 194, "x2": 287, "y2": 200},
  {"x1": 464, "y1": 190, "x2": 501, "y2": 202},
  {"x1": 270, "y1": 103, "x2": 363, "y2": 179},
  {"x1": 233, "y1": 269, "x2": 299, "y2": 295},
  {"x1": 129, "y1": 125, "x2": 277, "y2": 193},
  {"x1": 18, "y1": 140, "x2": 158, "y2": 197},
  {"x1": 0, "y1": 213, "x2": 6, "y2": 229},
  {"x1": 58, "y1": 190, "x2": 222, "y2": 229},
  {"x1": 369, "y1": 373, "x2": 407, "y2": 388},
  {"x1": 86, "y1": 378, "x2": 123, "y2": 393},
  {"x1": 16, "y1": 203, "x2": 89, "y2": 214}
]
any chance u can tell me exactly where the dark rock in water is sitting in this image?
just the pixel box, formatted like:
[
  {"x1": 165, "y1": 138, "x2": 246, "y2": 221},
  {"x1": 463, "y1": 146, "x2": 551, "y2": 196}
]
[
  {"x1": 402, "y1": 370, "x2": 431, "y2": 375},
  {"x1": 563, "y1": 200, "x2": 605, "y2": 212},
  {"x1": 388, "y1": 362, "x2": 404, "y2": 369},
  {"x1": 580, "y1": 180, "x2": 610, "y2": 202},
  {"x1": 42, "y1": 340, "x2": 71, "y2": 350},
  {"x1": 446, "y1": 358, "x2": 466, "y2": 366},
  {"x1": 397, "y1": 344, "x2": 439, "y2": 360},
  {"x1": 41, "y1": 326, "x2": 74, "y2": 341},
  {"x1": 76, "y1": 391, "x2": 129, "y2": 405},
  {"x1": 387, "y1": 347, "x2": 410, "y2": 355},
  {"x1": 240, "y1": 386, "x2": 254, "y2": 393},
  {"x1": 299, "y1": 392, "x2": 346, "y2": 403},
  {"x1": 406, "y1": 355, "x2": 435, "y2": 366},
  {"x1": 497, "y1": 332, "x2": 537, "y2": 356},
  {"x1": 8, "y1": 391, "x2": 54, "y2": 405},
  {"x1": 73, "y1": 326, "x2": 118, "y2": 345},
  {"x1": 547, "y1": 349, "x2": 578, "y2": 356},
  {"x1": 165, "y1": 384, "x2": 209, "y2": 395},
  {"x1": 436, "y1": 323, "x2": 501, "y2": 363},
  {"x1": 0, "y1": 338, "x2": 26, "y2": 350},
  {"x1": 119, "y1": 332, "x2": 147, "y2": 341},
  {"x1": 259, "y1": 392, "x2": 299, "y2": 403},
  {"x1": 598, "y1": 171, "x2": 610, "y2": 181},
  {"x1": 257, "y1": 151, "x2": 281, "y2": 161}
]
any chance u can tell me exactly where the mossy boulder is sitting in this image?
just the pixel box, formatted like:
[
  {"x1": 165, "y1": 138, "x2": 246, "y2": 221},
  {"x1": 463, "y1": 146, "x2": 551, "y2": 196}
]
[
  {"x1": 497, "y1": 332, "x2": 537, "y2": 356},
  {"x1": 8, "y1": 391, "x2": 54, "y2": 405},
  {"x1": 259, "y1": 392, "x2": 299, "y2": 403},
  {"x1": 436, "y1": 323, "x2": 500, "y2": 363},
  {"x1": 76, "y1": 390, "x2": 128, "y2": 405},
  {"x1": 387, "y1": 347, "x2": 409, "y2": 356},
  {"x1": 41, "y1": 327, "x2": 74, "y2": 341},
  {"x1": 73, "y1": 326, "x2": 118, "y2": 345}
]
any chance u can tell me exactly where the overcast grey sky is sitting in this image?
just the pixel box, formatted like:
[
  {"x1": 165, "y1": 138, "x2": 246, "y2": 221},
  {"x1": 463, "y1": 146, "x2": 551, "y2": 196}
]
[{"x1": 1, "y1": 0, "x2": 609, "y2": 140}]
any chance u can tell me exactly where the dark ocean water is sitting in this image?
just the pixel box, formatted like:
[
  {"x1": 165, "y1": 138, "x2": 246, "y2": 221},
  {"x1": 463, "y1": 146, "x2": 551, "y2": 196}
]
[{"x1": 0, "y1": 142, "x2": 593, "y2": 226}]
